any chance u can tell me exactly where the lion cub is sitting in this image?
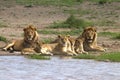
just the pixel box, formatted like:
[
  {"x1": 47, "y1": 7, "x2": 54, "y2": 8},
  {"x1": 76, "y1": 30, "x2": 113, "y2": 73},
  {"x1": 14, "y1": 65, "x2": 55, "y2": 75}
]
[
  {"x1": 68, "y1": 36, "x2": 88, "y2": 54},
  {"x1": 35, "y1": 35, "x2": 77, "y2": 56},
  {"x1": 74, "y1": 37, "x2": 88, "y2": 54}
]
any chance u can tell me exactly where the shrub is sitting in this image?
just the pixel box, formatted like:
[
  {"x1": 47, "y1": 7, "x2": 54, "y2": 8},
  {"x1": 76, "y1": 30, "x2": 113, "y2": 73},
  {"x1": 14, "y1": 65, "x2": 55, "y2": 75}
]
[
  {"x1": 114, "y1": 35, "x2": 120, "y2": 39},
  {"x1": 50, "y1": 15, "x2": 93, "y2": 29},
  {"x1": 98, "y1": 0, "x2": 107, "y2": 4},
  {"x1": 0, "y1": 36, "x2": 7, "y2": 42}
]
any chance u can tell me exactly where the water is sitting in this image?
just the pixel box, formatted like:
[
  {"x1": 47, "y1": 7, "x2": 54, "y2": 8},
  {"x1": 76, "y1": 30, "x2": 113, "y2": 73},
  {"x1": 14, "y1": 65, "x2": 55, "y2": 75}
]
[{"x1": 0, "y1": 56, "x2": 120, "y2": 80}]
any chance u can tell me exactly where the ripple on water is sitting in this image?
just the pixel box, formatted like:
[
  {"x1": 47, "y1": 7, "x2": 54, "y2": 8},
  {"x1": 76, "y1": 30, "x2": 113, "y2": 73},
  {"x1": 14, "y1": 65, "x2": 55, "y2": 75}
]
[{"x1": 0, "y1": 56, "x2": 120, "y2": 80}]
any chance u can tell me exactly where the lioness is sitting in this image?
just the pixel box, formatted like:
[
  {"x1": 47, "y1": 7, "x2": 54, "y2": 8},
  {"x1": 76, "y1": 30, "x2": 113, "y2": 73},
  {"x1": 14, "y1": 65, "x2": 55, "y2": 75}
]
[
  {"x1": 35, "y1": 35, "x2": 77, "y2": 56},
  {"x1": 78, "y1": 27, "x2": 105, "y2": 51},
  {"x1": 67, "y1": 36, "x2": 88, "y2": 54},
  {"x1": 3, "y1": 25, "x2": 40, "y2": 54}
]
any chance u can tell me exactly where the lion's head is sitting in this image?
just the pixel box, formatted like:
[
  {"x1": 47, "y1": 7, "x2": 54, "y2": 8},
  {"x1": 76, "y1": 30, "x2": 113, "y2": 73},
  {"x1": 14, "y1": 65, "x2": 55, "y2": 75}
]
[
  {"x1": 57, "y1": 35, "x2": 70, "y2": 47},
  {"x1": 82, "y1": 27, "x2": 97, "y2": 43},
  {"x1": 23, "y1": 25, "x2": 38, "y2": 42}
]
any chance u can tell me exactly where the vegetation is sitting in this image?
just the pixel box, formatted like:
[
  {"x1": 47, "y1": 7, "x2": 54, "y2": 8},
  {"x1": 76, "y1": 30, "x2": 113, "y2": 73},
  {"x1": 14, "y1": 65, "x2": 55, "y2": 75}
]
[
  {"x1": 42, "y1": 38, "x2": 53, "y2": 43},
  {"x1": 96, "y1": 20, "x2": 116, "y2": 26},
  {"x1": 91, "y1": 0, "x2": 120, "y2": 3},
  {"x1": 26, "y1": 54, "x2": 51, "y2": 60},
  {"x1": 16, "y1": 0, "x2": 120, "y2": 6},
  {"x1": 96, "y1": 52, "x2": 120, "y2": 62},
  {"x1": 74, "y1": 52, "x2": 120, "y2": 62},
  {"x1": 73, "y1": 54, "x2": 96, "y2": 59},
  {"x1": 38, "y1": 29, "x2": 81, "y2": 36},
  {"x1": 16, "y1": 0, "x2": 83, "y2": 6},
  {"x1": 0, "y1": 36, "x2": 7, "y2": 42},
  {"x1": 49, "y1": 15, "x2": 93, "y2": 29},
  {"x1": 0, "y1": 22, "x2": 8, "y2": 28},
  {"x1": 63, "y1": 9, "x2": 92, "y2": 16},
  {"x1": 114, "y1": 35, "x2": 120, "y2": 39},
  {"x1": 99, "y1": 32, "x2": 120, "y2": 39}
]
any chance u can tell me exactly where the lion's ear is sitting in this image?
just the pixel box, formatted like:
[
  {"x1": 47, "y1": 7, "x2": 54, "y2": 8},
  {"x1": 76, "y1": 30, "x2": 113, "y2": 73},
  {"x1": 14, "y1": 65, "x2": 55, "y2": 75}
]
[
  {"x1": 93, "y1": 27, "x2": 97, "y2": 32},
  {"x1": 91, "y1": 27, "x2": 97, "y2": 32},
  {"x1": 58, "y1": 35, "x2": 62, "y2": 38},
  {"x1": 33, "y1": 27, "x2": 37, "y2": 31},
  {"x1": 67, "y1": 35, "x2": 70, "y2": 38},
  {"x1": 84, "y1": 27, "x2": 89, "y2": 32},
  {"x1": 23, "y1": 28, "x2": 27, "y2": 31}
]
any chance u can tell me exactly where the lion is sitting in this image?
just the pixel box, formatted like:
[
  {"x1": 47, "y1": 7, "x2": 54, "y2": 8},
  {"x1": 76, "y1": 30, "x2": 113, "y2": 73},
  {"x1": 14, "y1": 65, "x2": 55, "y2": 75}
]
[
  {"x1": 78, "y1": 26, "x2": 105, "y2": 52},
  {"x1": 74, "y1": 37, "x2": 88, "y2": 54},
  {"x1": 66, "y1": 35, "x2": 88, "y2": 54},
  {"x1": 3, "y1": 25, "x2": 40, "y2": 54},
  {"x1": 35, "y1": 35, "x2": 77, "y2": 56}
]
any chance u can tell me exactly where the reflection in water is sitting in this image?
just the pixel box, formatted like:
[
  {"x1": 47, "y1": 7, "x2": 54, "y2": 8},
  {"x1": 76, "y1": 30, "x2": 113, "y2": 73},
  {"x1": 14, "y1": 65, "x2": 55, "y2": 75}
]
[{"x1": 0, "y1": 56, "x2": 120, "y2": 80}]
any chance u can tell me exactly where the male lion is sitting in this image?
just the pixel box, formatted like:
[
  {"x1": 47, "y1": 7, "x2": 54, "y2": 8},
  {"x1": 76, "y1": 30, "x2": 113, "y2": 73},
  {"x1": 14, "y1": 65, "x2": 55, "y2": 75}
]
[
  {"x1": 3, "y1": 25, "x2": 40, "y2": 54},
  {"x1": 78, "y1": 27, "x2": 105, "y2": 51},
  {"x1": 35, "y1": 35, "x2": 77, "y2": 56}
]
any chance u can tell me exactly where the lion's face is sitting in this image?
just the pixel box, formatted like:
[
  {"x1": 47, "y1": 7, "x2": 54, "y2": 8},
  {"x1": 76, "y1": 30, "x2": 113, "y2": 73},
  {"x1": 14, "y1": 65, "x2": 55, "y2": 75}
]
[
  {"x1": 83, "y1": 27, "x2": 96, "y2": 43},
  {"x1": 58, "y1": 35, "x2": 69, "y2": 47},
  {"x1": 24, "y1": 25, "x2": 36, "y2": 41}
]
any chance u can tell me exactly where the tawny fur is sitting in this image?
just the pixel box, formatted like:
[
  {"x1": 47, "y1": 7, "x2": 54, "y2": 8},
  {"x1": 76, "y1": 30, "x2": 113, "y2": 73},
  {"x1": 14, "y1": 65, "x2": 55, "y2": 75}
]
[
  {"x1": 78, "y1": 27, "x2": 105, "y2": 52},
  {"x1": 3, "y1": 25, "x2": 40, "y2": 54},
  {"x1": 35, "y1": 35, "x2": 77, "y2": 56}
]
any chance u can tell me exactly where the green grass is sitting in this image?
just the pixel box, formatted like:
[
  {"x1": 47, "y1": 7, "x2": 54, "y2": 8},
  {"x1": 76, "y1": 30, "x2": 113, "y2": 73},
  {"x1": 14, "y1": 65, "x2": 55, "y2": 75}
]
[
  {"x1": 96, "y1": 20, "x2": 116, "y2": 26},
  {"x1": 38, "y1": 29, "x2": 81, "y2": 36},
  {"x1": 42, "y1": 38, "x2": 53, "y2": 43},
  {"x1": 0, "y1": 22, "x2": 8, "y2": 28},
  {"x1": 91, "y1": 0, "x2": 120, "y2": 4},
  {"x1": 114, "y1": 35, "x2": 120, "y2": 39},
  {"x1": 16, "y1": 0, "x2": 83, "y2": 6},
  {"x1": 96, "y1": 52, "x2": 120, "y2": 62},
  {"x1": 99, "y1": 32, "x2": 120, "y2": 38},
  {"x1": 26, "y1": 54, "x2": 51, "y2": 60},
  {"x1": 73, "y1": 54, "x2": 96, "y2": 59},
  {"x1": 16, "y1": 0, "x2": 120, "y2": 6},
  {"x1": 63, "y1": 9, "x2": 92, "y2": 15},
  {"x1": 73, "y1": 52, "x2": 120, "y2": 62},
  {"x1": 49, "y1": 15, "x2": 94, "y2": 29},
  {"x1": 0, "y1": 36, "x2": 7, "y2": 42}
]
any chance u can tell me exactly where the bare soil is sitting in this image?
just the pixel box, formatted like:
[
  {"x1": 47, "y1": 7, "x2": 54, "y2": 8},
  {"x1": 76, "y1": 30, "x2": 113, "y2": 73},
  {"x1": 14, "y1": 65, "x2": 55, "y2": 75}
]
[{"x1": 0, "y1": 1, "x2": 120, "y2": 55}]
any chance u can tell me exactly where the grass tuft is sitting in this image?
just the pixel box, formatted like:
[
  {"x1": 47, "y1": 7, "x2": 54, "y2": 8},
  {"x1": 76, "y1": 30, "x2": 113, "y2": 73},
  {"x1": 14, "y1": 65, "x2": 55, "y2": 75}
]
[
  {"x1": 74, "y1": 52, "x2": 120, "y2": 62},
  {"x1": 114, "y1": 35, "x2": 120, "y2": 39},
  {"x1": 73, "y1": 54, "x2": 96, "y2": 59},
  {"x1": 0, "y1": 22, "x2": 8, "y2": 28},
  {"x1": 99, "y1": 32, "x2": 120, "y2": 39},
  {"x1": 49, "y1": 15, "x2": 93, "y2": 29},
  {"x1": 16, "y1": 0, "x2": 83, "y2": 6},
  {"x1": 0, "y1": 36, "x2": 7, "y2": 42},
  {"x1": 27, "y1": 54, "x2": 51, "y2": 60},
  {"x1": 96, "y1": 52, "x2": 120, "y2": 62},
  {"x1": 42, "y1": 38, "x2": 53, "y2": 43}
]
